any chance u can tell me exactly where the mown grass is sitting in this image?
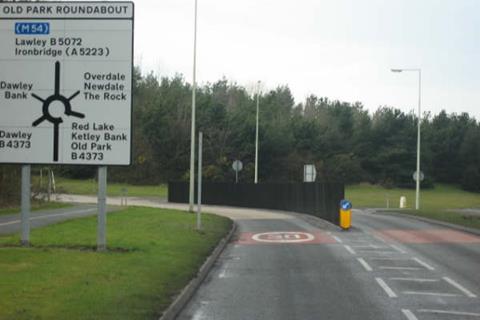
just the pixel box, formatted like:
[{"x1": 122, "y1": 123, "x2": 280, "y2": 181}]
[
  {"x1": 0, "y1": 207, "x2": 232, "y2": 320},
  {"x1": 0, "y1": 201, "x2": 71, "y2": 217},
  {"x1": 53, "y1": 177, "x2": 167, "y2": 198},
  {"x1": 346, "y1": 183, "x2": 480, "y2": 230}
]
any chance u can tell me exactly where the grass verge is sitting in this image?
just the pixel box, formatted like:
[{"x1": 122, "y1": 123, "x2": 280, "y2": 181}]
[
  {"x1": 0, "y1": 207, "x2": 232, "y2": 320},
  {"x1": 53, "y1": 177, "x2": 167, "y2": 198},
  {"x1": 0, "y1": 201, "x2": 71, "y2": 217}
]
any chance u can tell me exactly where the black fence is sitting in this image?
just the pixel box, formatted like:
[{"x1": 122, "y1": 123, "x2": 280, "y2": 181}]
[{"x1": 168, "y1": 181, "x2": 345, "y2": 226}]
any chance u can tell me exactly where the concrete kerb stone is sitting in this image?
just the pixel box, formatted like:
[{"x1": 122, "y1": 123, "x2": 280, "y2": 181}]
[
  {"x1": 369, "y1": 209, "x2": 480, "y2": 237},
  {"x1": 158, "y1": 221, "x2": 237, "y2": 320}
]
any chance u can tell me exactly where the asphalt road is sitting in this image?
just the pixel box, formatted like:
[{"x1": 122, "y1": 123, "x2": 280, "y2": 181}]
[
  {"x1": 0, "y1": 204, "x2": 104, "y2": 235},
  {"x1": 177, "y1": 209, "x2": 480, "y2": 320}
]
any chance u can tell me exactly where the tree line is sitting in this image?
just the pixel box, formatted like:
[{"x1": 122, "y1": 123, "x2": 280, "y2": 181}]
[
  {"x1": 2, "y1": 67, "x2": 480, "y2": 205},
  {"x1": 67, "y1": 68, "x2": 480, "y2": 190}
]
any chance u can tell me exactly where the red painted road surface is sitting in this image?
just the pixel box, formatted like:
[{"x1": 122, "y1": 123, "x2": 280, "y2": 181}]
[{"x1": 376, "y1": 229, "x2": 480, "y2": 244}]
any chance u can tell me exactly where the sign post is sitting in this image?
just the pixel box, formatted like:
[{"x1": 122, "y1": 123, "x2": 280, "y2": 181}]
[
  {"x1": 197, "y1": 132, "x2": 203, "y2": 230},
  {"x1": 20, "y1": 165, "x2": 31, "y2": 246},
  {"x1": 0, "y1": 2, "x2": 134, "y2": 249},
  {"x1": 232, "y1": 160, "x2": 243, "y2": 183}
]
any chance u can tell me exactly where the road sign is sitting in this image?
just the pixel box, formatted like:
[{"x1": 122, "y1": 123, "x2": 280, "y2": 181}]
[
  {"x1": 0, "y1": 2, "x2": 134, "y2": 165},
  {"x1": 232, "y1": 160, "x2": 243, "y2": 172},
  {"x1": 413, "y1": 171, "x2": 425, "y2": 182},
  {"x1": 303, "y1": 164, "x2": 316, "y2": 182}
]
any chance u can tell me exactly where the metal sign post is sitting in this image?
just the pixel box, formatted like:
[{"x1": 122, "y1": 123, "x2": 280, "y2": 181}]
[
  {"x1": 97, "y1": 166, "x2": 107, "y2": 251},
  {"x1": 197, "y1": 132, "x2": 203, "y2": 230},
  {"x1": 20, "y1": 165, "x2": 31, "y2": 246},
  {"x1": 232, "y1": 160, "x2": 243, "y2": 183}
]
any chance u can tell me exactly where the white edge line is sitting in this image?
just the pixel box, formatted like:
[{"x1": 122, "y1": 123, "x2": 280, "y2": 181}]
[
  {"x1": 402, "y1": 309, "x2": 419, "y2": 320},
  {"x1": 0, "y1": 220, "x2": 21, "y2": 226},
  {"x1": 413, "y1": 257, "x2": 435, "y2": 271},
  {"x1": 443, "y1": 277, "x2": 477, "y2": 298},
  {"x1": 344, "y1": 245, "x2": 356, "y2": 255},
  {"x1": 332, "y1": 235, "x2": 342, "y2": 243},
  {"x1": 0, "y1": 208, "x2": 97, "y2": 227},
  {"x1": 390, "y1": 244, "x2": 407, "y2": 254},
  {"x1": 375, "y1": 277, "x2": 397, "y2": 298},
  {"x1": 357, "y1": 258, "x2": 373, "y2": 271},
  {"x1": 418, "y1": 309, "x2": 480, "y2": 317}
]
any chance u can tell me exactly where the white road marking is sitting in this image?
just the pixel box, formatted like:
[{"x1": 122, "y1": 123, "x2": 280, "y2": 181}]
[
  {"x1": 218, "y1": 266, "x2": 228, "y2": 278},
  {"x1": 251, "y1": 231, "x2": 314, "y2": 243},
  {"x1": 418, "y1": 309, "x2": 480, "y2": 317},
  {"x1": 412, "y1": 258, "x2": 435, "y2": 271},
  {"x1": 443, "y1": 277, "x2": 477, "y2": 298},
  {"x1": 192, "y1": 301, "x2": 209, "y2": 320},
  {"x1": 351, "y1": 245, "x2": 388, "y2": 249},
  {"x1": 192, "y1": 308, "x2": 207, "y2": 320},
  {"x1": 402, "y1": 291, "x2": 460, "y2": 297},
  {"x1": 390, "y1": 244, "x2": 407, "y2": 254},
  {"x1": 369, "y1": 257, "x2": 411, "y2": 261},
  {"x1": 332, "y1": 236, "x2": 343, "y2": 243},
  {"x1": 0, "y1": 208, "x2": 96, "y2": 227},
  {"x1": 375, "y1": 277, "x2": 397, "y2": 298},
  {"x1": 372, "y1": 234, "x2": 387, "y2": 243},
  {"x1": 379, "y1": 266, "x2": 422, "y2": 271},
  {"x1": 357, "y1": 258, "x2": 373, "y2": 271},
  {"x1": 389, "y1": 277, "x2": 439, "y2": 283},
  {"x1": 344, "y1": 245, "x2": 356, "y2": 255},
  {"x1": 401, "y1": 309, "x2": 419, "y2": 320},
  {"x1": 357, "y1": 250, "x2": 399, "y2": 255}
]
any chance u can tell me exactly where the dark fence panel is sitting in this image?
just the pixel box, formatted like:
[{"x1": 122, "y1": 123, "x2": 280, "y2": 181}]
[{"x1": 168, "y1": 182, "x2": 344, "y2": 226}]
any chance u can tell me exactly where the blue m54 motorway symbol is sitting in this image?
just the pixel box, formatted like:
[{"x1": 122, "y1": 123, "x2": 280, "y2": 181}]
[{"x1": 15, "y1": 22, "x2": 50, "y2": 35}]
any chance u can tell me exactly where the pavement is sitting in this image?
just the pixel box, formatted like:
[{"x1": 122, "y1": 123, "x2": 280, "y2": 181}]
[{"x1": 2, "y1": 194, "x2": 479, "y2": 320}]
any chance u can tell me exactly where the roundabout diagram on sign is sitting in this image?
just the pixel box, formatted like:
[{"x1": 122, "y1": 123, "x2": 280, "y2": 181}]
[
  {"x1": 251, "y1": 231, "x2": 315, "y2": 243},
  {"x1": 32, "y1": 61, "x2": 84, "y2": 162}
]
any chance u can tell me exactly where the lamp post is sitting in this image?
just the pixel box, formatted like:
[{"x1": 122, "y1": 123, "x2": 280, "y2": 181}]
[
  {"x1": 189, "y1": 0, "x2": 198, "y2": 212},
  {"x1": 391, "y1": 68, "x2": 422, "y2": 210},
  {"x1": 254, "y1": 81, "x2": 260, "y2": 184}
]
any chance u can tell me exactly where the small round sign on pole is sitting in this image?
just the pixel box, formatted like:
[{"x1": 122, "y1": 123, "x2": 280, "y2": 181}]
[
  {"x1": 412, "y1": 171, "x2": 425, "y2": 182},
  {"x1": 232, "y1": 160, "x2": 243, "y2": 183}
]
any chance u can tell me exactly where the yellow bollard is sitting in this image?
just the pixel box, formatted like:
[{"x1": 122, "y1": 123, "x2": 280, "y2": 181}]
[{"x1": 339, "y1": 200, "x2": 352, "y2": 230}]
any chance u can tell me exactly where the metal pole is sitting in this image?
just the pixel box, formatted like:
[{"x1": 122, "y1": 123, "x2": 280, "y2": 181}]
[
  {"x1": 391, "y1": 68, "x2": 422, "y2": 210},
  {"x1": 236, "y1": 170, "x2": 238, "y2": 184},
  {"x1": 97, "y1": 166, "x2": 107, "y2": 251},
  {"x1": 188, "y1": 0, "x2": 198, "y2": 212},
  {"x1": 254, "y1": 81, "x2": 260, "y2": 184},
  {"x1": 197, "y1": 132, "x2": 203, "y2": 230},
  {"x1": 415, "y1": 70, "x2": 421, "y2": 210},
  {"x1": 47, "y1": 168, "x2": 51, "y2": 202},
  {"x1": 20, "y1": 165, "x2": 31, "y2": 246}
]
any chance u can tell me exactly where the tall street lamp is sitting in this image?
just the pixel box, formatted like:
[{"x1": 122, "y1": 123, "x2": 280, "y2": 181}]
[
  {"x1": 391, "y1": 68, "x2": 422, "y2": 210},
  {"x1": 189, "y1": 0, "x2": 198, "y2": 212},
  {"x1": 254, "y1": 80, "x2": 260, "y2": 184}
]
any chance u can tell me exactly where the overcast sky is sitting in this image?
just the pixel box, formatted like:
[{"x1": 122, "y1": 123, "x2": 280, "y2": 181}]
[{"x1": 133, "y1": 0, "x2": 480, "y2": 119}]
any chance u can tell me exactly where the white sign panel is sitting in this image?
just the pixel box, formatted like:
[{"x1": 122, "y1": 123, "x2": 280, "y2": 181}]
[
  {"x1": 0, "y1": 2, "x2": 133, "y2": 165},
  {"x1": 303, "y1": 164, "x2": 316, "y2": 182}
]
